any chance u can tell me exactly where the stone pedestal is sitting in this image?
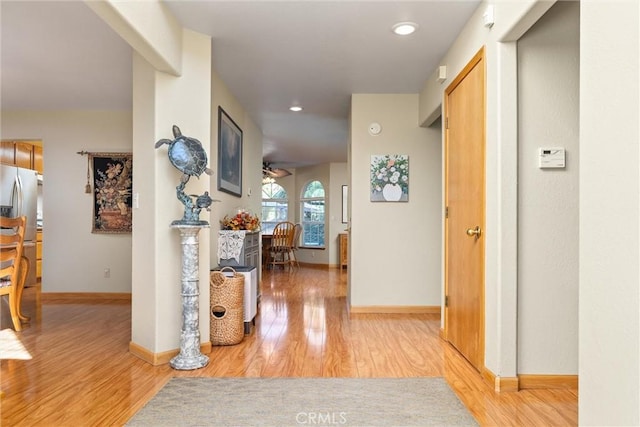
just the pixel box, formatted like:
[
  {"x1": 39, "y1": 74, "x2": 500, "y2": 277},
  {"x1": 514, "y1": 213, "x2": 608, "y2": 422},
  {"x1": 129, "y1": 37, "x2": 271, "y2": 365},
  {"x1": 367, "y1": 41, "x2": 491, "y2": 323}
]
[{"x1": 169, "y1": 224, "x2": 209, "y2": 370}]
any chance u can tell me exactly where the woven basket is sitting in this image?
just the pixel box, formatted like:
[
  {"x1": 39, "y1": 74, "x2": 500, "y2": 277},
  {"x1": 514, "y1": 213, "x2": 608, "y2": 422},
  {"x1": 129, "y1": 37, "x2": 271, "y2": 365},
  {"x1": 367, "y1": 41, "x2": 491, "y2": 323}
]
[{"x1": 210, "y1": 267, "x2": 245, "y2": 345}]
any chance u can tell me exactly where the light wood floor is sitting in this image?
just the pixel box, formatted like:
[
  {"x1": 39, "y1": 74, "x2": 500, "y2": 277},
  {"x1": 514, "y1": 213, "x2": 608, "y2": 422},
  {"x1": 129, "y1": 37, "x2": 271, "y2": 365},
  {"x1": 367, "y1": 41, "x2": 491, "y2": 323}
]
[{"x1": 1, "y1": 267, "x2": 577, "y2": 426}]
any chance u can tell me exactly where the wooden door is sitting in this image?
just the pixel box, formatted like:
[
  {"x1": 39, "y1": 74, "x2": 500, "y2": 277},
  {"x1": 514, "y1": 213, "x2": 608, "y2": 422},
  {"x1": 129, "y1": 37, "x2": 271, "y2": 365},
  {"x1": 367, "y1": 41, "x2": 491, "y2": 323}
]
[{"x1": 444, "y1": 48, "x2": 486, "y2": 371}]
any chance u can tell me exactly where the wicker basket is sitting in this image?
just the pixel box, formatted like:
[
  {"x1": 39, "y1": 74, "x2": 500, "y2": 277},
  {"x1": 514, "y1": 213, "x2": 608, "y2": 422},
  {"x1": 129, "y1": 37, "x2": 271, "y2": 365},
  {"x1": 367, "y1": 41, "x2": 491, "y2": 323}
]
[{"x1": 210, "y1": 267, "x2": 245, "y2": 345}]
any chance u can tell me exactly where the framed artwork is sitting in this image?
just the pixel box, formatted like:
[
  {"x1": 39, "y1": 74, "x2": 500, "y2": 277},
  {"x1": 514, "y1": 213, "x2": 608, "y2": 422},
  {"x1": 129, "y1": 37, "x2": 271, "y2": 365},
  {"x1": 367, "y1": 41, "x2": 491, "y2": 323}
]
[
  {"x1": 217, "y1": 106, "x2": 243, "y2": 197},
  {"x1": 90, "y1": 152, "x2": 133, "y2": 233},
  {"x1": 342, "y1": 185, "x2": 348, "y2": 223},
  {"x1": 370, "y1": 154, "x2": 409, "y2": 202}
]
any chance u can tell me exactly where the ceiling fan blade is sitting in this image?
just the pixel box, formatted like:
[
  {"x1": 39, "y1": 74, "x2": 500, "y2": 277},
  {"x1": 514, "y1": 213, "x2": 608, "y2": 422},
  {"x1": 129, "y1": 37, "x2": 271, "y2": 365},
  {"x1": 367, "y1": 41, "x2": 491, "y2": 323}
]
[
  {"x1": 263, "y1": 161, "x2": 291, "y2": 178},
  {"x1": 264, "y1": 169, "x2": 279, "y2": 178},
  {"x1": 271, "y1": 168, "x2": 291, "y2": 178}
]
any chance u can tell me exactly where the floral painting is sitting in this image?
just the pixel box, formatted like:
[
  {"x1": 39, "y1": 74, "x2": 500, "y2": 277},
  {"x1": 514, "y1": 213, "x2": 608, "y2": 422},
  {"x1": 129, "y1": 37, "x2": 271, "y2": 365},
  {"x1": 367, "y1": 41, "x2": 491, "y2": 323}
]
[
  {"x1": 90, "y1": 153, "x2": 133, "y2": 233},
  {"x1": 370, "y1": 154, "x2": 409, "y2": 202}
]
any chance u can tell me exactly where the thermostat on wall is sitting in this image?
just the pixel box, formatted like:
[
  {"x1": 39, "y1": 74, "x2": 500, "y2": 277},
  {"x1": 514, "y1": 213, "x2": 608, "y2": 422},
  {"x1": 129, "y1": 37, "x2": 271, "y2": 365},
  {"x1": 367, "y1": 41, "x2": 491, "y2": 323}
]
[
  {"x1": 368, "y1": 122, "x2": 382, "y2": 135},
  {"x1": 538, "y1": 147, "x2": 565, "y2": 168}
]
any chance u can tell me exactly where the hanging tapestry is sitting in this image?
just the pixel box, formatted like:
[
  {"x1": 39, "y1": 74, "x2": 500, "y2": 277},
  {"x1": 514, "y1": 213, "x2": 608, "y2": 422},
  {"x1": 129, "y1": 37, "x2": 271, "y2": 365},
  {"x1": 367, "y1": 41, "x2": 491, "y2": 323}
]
[{"x1": 90, "y1": 152, "x2": 133, "y2": 233}]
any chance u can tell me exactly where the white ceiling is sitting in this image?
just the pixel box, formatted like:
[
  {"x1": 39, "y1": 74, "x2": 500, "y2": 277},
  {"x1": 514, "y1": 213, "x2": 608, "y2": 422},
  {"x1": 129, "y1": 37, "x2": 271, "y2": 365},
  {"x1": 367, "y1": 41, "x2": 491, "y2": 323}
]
[{"x1": 1, "y1": 0, "x2": 480, "y2": 168}]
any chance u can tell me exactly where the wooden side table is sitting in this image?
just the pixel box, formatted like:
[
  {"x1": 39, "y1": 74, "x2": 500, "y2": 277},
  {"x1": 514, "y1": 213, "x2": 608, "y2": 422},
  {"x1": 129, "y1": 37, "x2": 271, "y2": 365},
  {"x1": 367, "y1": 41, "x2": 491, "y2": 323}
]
[{"x1": 339, "y1": 233, "x2": 348, "y2": 268}]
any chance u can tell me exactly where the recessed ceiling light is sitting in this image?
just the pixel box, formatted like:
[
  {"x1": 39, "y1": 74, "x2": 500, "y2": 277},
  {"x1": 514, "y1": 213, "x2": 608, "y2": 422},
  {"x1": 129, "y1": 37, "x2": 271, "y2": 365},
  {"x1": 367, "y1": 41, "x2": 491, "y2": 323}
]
[
  {"x1": 289, "y1": 106, "x2": 303, "y2": 112},
  {"x1": 392, "y1": 21, "x2": 419, "y2": 36}
]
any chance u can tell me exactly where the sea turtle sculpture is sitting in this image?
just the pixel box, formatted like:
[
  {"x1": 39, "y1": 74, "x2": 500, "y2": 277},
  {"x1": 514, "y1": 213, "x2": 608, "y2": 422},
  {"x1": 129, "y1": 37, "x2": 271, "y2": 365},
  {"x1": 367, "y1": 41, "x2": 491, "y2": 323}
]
[
  {"x1": 155, "y1": 125, "x2": 212, "y2": 183},
  {"x1": 156, "y1": 125, "x2": 218, "y2": 226},
  {"x1": 193, "y1": 191, "x2": 213, "y2": 210}
]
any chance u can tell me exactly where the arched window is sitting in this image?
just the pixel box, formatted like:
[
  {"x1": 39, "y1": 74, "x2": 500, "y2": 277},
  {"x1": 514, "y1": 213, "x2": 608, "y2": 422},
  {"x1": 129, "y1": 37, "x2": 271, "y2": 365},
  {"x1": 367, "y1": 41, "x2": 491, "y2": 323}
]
[
  {"x1": 261, "y1": 182, "x2": 288, "y2": 234},
  {"x1": 300, "y1": 180, "x2": 325, "y2": 247}
]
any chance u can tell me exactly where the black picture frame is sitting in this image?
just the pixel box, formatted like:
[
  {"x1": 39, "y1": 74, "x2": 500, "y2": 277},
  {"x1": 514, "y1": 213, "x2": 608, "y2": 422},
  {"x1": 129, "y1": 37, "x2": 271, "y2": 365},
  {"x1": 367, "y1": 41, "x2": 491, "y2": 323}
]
[{"x1": 217, "y1": 106, "x2": 243, "y2": 197}]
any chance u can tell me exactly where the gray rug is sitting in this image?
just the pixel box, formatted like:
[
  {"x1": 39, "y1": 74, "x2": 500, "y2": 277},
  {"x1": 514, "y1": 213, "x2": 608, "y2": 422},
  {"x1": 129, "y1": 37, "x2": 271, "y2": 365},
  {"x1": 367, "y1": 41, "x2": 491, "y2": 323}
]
[{"x1": 126, "y1": 377, "x2": 478, "y2": 426}]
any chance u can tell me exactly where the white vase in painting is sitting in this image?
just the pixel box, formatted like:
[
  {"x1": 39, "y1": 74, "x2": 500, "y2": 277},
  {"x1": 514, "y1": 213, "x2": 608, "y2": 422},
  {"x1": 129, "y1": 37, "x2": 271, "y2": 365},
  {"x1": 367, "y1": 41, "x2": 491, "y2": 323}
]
[{"x1": 382, "y1": 183, "x2": 402, "y2": 201}]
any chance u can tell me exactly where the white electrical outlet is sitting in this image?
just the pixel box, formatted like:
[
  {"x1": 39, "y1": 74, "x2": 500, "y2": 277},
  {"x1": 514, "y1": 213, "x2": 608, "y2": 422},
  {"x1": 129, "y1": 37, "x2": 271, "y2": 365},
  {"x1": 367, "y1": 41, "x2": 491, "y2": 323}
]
[{"x1": 104, "y1": 268, "x2": 110, "y2": 278}]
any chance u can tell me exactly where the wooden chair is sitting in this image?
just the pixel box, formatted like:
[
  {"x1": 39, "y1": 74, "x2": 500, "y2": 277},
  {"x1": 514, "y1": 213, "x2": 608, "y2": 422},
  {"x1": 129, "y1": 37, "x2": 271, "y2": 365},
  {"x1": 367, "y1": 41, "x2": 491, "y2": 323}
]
[
  {"x1": 269, "y1": 221, "x2": 296, "y2": 270},
  {"x1": 291, "y1": 223, "x2": 302, "y2": 268},
  {"x1": 261, "y1": 234, "x2": 272, "y2": 269},
  {"x1": 0, "y1": 216, "x2": 27, "y2": 331}
]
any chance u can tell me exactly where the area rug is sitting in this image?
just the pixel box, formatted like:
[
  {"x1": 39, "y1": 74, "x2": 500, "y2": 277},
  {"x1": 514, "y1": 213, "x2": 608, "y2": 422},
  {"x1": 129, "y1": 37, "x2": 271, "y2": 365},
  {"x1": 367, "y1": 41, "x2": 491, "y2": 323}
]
[{"x1": 126, "y1": 377, "x2": 478, "y2": 426}]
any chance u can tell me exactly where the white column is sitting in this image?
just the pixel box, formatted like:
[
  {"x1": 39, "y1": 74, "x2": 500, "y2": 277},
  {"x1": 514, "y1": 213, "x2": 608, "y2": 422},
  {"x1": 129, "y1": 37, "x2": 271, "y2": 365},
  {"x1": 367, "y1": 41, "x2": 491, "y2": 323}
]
[
  {"x1": 579, "y1": 1, "x2": 640, "y2": 424},
  {"x1": 170, "y1": 225, "x2": 209, "y2": 370}
]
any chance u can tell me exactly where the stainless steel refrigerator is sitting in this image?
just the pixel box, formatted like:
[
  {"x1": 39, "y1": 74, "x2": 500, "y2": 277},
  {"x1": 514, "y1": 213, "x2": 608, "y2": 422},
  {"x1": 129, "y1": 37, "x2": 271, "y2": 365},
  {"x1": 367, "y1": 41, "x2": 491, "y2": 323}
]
[{"x1": 1, "y1": 165, "x2": 38, "y2": 288}]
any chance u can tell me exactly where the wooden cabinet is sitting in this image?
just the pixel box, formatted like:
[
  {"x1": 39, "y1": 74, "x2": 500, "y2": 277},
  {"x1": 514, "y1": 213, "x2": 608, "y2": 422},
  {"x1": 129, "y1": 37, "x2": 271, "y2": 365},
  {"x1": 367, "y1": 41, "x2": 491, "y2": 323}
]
[
  {"x1": 339, "y1": 233, "x2": 348, "y2": 268},
  {"x1": 33, "y1": 145, "x2": 43, "y2": 174},
  {"x1": 36, "y1": 230, "x2": 43, "y2": 280},
  {"x1": 0, "y1": 141, "x2": 15, "y2": 165},
  {"x1": 243, "y1": 232, "x2": 260, "y2": 269},
  {"x1": 15, "y1": 142, "x2": 34, "y2": 169},
  {"x1": 1, "y1": 140, "x2": 43, "y2": 173}
]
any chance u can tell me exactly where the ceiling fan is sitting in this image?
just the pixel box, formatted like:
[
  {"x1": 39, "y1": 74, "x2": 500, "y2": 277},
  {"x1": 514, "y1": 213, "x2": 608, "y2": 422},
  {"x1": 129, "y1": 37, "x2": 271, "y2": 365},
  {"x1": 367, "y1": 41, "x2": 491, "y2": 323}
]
[{"x1": 262, "y1": 162, "x2": 292, "y2": 178}]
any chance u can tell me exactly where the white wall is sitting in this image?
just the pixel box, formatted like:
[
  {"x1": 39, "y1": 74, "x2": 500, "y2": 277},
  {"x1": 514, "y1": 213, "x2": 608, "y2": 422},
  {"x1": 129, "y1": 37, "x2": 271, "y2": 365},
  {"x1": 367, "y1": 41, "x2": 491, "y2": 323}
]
[
  {"x1": 579, "y1": 0, "x2": 640, "y2": 424},
  {"x1": 130, "y1": 28, "x2": 212, "y2": 353},
  {"x1": 419, "y1": 0, "x2": 555, "y2": 378},
  {"x1": 329, "y1": 162, "x2": 349, "y2": 266},
  {"x1": 1, "y1": 110, "x2": 133, "y2": 293},
  {"x1": 259, "y1": 161, "x2": 347, "y2": 268},
  {"x1": 350, "y1": 94, "x2": 441, "y2": 308},
  {"x1": 517, "y1": 1, "x2": 579, "y2": 374},
  {"x1": 210, "y1": 70, "x2": 263, "y2": 270},
  {"x1": 293, "y1": 163, "x2": 331, "y2": 266}
]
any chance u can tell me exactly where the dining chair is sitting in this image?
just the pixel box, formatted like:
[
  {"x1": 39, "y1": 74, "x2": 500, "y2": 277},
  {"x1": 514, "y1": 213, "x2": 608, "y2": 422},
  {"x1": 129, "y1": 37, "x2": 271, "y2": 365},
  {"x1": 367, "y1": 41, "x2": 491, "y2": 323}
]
[
  {"x1": 291, "y1": 223, "x2": 302, "y2": 268},
  {"x1": 269, "y1": 221, "x2": 296, "y2": 271},
  {"x1": 0, "y1": 216, "x2": 27, "y2": 331},
  {"x1": 261, "y1": 234, "x2": 271, "y2": 269}
]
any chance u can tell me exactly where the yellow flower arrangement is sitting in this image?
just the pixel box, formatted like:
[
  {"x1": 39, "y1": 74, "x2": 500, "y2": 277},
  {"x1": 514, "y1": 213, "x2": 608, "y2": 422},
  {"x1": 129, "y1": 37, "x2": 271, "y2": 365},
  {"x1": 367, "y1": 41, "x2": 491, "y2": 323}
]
[{"x1": 221, "y1": 209, "x2": 260, "y2": 231}]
